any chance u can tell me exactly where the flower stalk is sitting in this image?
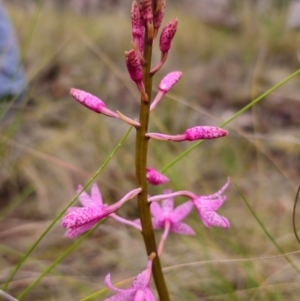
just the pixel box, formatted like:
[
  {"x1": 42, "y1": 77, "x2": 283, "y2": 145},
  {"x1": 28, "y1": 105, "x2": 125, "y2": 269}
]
[{"x1": 135, "y1": 1, "x2": 170, "y2": 300}]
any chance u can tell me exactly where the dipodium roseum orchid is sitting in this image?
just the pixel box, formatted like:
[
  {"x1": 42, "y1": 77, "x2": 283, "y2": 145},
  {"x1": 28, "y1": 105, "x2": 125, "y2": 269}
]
[
  {"x1": 104, "y1": 254, "x2": 157, "y2": 301},
  {"x1": 148, "y1": 178, "x2": 230, "y2": 229},
  {"x1": 149, "y1": 190, "x2": 195, "y2": 235},
  {"x1": 62, "y1": 185, "x2": 141, "y2": 238}
]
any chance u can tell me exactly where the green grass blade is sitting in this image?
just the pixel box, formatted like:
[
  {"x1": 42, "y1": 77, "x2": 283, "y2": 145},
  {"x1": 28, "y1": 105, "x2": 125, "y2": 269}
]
[{"x1": 234, "y1": 181, "x2": 300, "y2": 274}]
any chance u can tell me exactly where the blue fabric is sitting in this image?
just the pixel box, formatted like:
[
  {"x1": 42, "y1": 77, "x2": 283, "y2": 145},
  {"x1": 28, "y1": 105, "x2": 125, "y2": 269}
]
[{"x1": 0, "y1": 3, "x2": 26, "y2": 99}]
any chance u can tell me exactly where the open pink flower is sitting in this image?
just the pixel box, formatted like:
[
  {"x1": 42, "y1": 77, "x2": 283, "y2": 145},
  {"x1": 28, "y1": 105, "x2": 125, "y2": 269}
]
[
  {"x1": 104, "y1": 256, "x2": 156, "y2": 301},
  {"x1": 148, "y1": 178, "x2": 230, "y2": 229},
  {"x1": 146, "y1": 167, "x2": 169, "y2": 185},
  {"x1": 146, "y1": 126, "x2": 228, "y2": 141},
  {"x1": 150, "y1": 190, "x2": 195, "y2": 235},
  {"x1": 70, "y1": 88, "x2": 119, "y2": 118},
  {"x1": 62, "y1": 185, "x2": 141, "y2": 238},
  {"x1": 192, "y1": 179, "x2": 230, "y2": 228}
]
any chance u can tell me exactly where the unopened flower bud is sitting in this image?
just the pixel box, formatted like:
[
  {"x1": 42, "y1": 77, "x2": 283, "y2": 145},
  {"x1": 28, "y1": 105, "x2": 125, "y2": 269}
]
[
  {"x1": 150, "y1": 71, "x2": 182, "y2": 111},
  {"x1": 70, "y1": 88, "x2": 119, "y2": 118},
  {"x1": 140, "y1": 0, "x2": 154, "y2": 42},
  {"x1": 160, "y1": 18, "x2": 178, "y2": 53},
  {"x1": 146, "y1": 126, "x2": 228, "y2": 141},
  {"x1": 154, "y1": 0, "x2": 165, "y2": 38},
  {"x1": 131, "y1": 1, "x2": 144, "y2": 49},
  {"x1": 146, "y1": 167, "x2": 169, "y2": 185},
  {"x1": 125, "y1": 49, "x2": 145, "y2": 94}
]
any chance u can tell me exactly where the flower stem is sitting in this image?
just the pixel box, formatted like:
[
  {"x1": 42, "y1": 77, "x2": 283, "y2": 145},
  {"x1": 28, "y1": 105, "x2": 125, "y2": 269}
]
[{"x1": 135, "y1": 1, "x2": 170, "y2": 300}]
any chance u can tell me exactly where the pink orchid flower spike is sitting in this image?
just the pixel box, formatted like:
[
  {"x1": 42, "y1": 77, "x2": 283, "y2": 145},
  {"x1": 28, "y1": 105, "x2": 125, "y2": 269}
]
[
  {"x1": 146, "y1": 167, "x2": 169, "y2": 185},
  {"x1": 193, "y1": 178, "x2": 230, "y2": 229},
  {"x1": 104, "y1": 254, "x2": 157, "y2": 301},
  {"x1": 150, "y1": 189, "x2": 195, "y2": 236},
  {"x1": 62, "y1": 185, "x2": 141, "y2": 238},
  {"x1": 70, "y1": 88, "x2": 119, "y2": 118}
]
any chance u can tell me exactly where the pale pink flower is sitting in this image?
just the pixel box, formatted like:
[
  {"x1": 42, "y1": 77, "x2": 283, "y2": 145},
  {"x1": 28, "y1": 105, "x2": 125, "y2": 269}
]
[
  {"x1": 150, "y1": 190, "x2": 195, "y2": 235},
  {"x1": 104, "y1": 257, "x2": 156, "y2": 301},
  {"x1": 146, "y1": 167, "x2": 169, "y2": 185},
  {"x1": 150, "y1": 71, "x2": 182, "y2": 111},
  {"x1": 62, "y1": 185, "x2": 141, "y2": 238},
  {"x1": 70, "y1": 88, "x2": 119, "y2": 118},
  {"x1": 148, "y1": 178, "x2": 230, "y2": 229},
  {"x1": 193, "y1": 179, "x2": 230, "y2": 228},
  {"x1": 146, "y1": 126, "x2": 228, "y2": 141}
]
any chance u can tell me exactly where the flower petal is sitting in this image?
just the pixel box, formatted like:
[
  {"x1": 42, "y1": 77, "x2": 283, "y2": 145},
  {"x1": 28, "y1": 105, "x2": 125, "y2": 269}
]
[
  {"x1": 152, "y1": 217, "x2": 163, "y2": 229},
  {"x1": 194, "y1": 196, "x2": 227, "y2": 212},
  {"x1": 198, "y1": 210, "x2": 230, "y2": 229},
  {"x1": 65, "y1": 220, "x2": 99, "y2": 238},
  {"x1": 161, "y1": 191, "x2": 174, "y2": 212},
  {"x1": 145, "y1": 288, "x2": 158, "y2": 301},
  {"x1": 77, "y1": 185, "x2": 95, "y2": 207},
  {"x1": 170, "y1": 222, "x2": 195, "y2": 235},
  {"x1": 105, "y1": 274, "x2": 128, "y2": 293},
  {"x1": 62, "y1": 206, "x2": 106, "y2": 228},
  {"x1": 132, "y1": 270, "x2": 148, "y2": 290},
  {"x1": 170, "y1": 200, "x2": 193, "y2": 223},
  {"x1": 150, "y1": 202, "x2": 163, "y2": 219},
  {"x1": 104, "y1": 291, "x2": 136, "y2": 301},
  {"x1": 91, "y1": 183, "x2": 103, "y2": 205}
]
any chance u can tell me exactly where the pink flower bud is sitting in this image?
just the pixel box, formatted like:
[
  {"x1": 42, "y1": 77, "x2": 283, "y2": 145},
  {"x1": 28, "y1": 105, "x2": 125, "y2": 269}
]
[
  {"x1": 160, "y1": 18, "x2": 178, "y2": 53},
  {"x1": 150, "y1": 71, "x2": 182, "y2": 111},
  {"x1": 146, "y1": 126, "x2": 228, "y2": 141},
  {"x1": 131, "y1": 1, "x2": 144, "y2": 47},
  {"x1": 125, "y1": 49, "x2": 145, "y2": 93},
  {"x1": 154, "y1": 0, "x2": 166, "y2": 33},
  {"x1": 140, "y1": 0, "x2": 153, "y2": 22},
  {"x1": 146, "y1": 167, "x2": 169, "y2": 185},
  {"x1": 184, "y1": 126, "x2": 228, "y2": 140},
  {"x1": 70, "y1": 88, "x2": 119, "y2": 118}
]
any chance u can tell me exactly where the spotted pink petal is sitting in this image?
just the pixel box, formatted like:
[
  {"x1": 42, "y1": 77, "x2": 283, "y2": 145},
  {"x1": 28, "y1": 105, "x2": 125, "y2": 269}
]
[
  {"x1": 65, "y1": 220, "x2": 99, "y2": 238},
  {"x1": 170, "y1": 222, "x2": 196, "y2": 235},
  {"x1": 132, "y1": 270, "x2": 148, "y2": 289},
  {"x1": 151, "y1": 217, "x2": 163, "y2": 229},
  {"x1": 62, "y1": 206, "x2": 107, "y2": 228},
  {"x1": 184, "y1": 126, "x2": 228, "y2": 140},
  {"x1": 91, "y1": 183, "x2": 103, "y2": 205},
  {"x1": 170, "y1": 201, "x2": 193, "y2": 223},
  {"x1": 195, "y1": 196, "x2": 227, "y2": 212},
  {"x1": 126, "y1": 49, "x2": 143, "y2": 82},
  {"x1": 159, "y1": 18, "x2": 178, "y2": 53},
  {"x1": 161, "y1": 195, "x2": 174, "y2": 212},
  {"x1": 105, "y1": 274, "x2": 128, "y2": 293},
  {"x1": 150, "y1": 202, "x2": 164, "y2": 219},
  {"x1": 198, "y1": 210, "x2": 230, "y2": 229},
  {"x1": 77, "y1": 185, "x2": 96, "y2": 207},
  {"x1": 146, "y1": 167, "x2": 169, "y2": 185}
]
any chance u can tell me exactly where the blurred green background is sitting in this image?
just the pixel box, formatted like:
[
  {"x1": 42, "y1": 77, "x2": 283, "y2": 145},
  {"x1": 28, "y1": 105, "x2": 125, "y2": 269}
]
[{"x1": 0, "y1": 0, "x2": 300, "y2": 300}]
